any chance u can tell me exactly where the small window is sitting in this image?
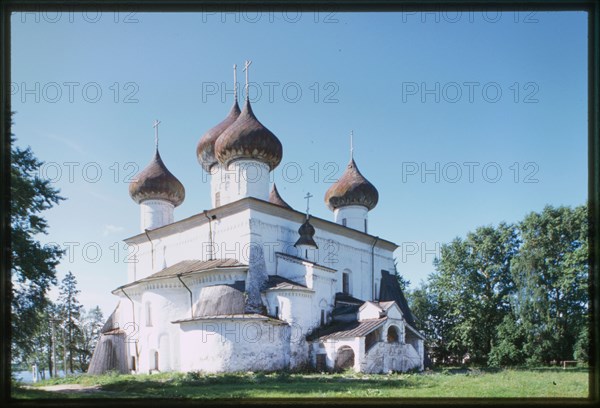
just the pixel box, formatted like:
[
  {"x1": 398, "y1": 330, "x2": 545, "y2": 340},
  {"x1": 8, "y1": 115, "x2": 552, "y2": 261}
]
[
  {"x1": 131, "y1": 356, "x2": 136, "y2": 371},
  {"x1": 305, "y1": 249, "x2": 308, "y2": 258},
  {"x1": 342, "y1": 273, "x2": 350, "y2": 295},
  {"x1": 215, "y1": 192, "x2": 221, "y2": 207},
  {"x1": 154, "y1": 351, "x2": 159, "y2": 371},
  {"x1": 275, "y1": 306, "x2": 279, "y2": 318},
  {"x1": 364, "y1": 219, "x2": 368, "y2": 233},
  {"x1": 342, "y1": 218, "x2": 347, "y2": 226},
  {"x1": 320, "y1": 309, "x2": 326, "y2": 326}
]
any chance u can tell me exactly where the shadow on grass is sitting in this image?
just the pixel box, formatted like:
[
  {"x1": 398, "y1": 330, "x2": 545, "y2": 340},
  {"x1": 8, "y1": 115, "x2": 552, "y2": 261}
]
[
  {"x1": 91, "y1": 374, "x2": 430, "y2": 399},
  {"x1": 13, "y1": 373, "x2": 431, "y2": 399}
]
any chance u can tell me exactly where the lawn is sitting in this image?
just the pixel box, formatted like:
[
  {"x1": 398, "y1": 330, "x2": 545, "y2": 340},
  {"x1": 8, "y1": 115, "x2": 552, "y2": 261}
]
[{"x1": 12, "y1": 367, "x2": 589, "y2": 400}]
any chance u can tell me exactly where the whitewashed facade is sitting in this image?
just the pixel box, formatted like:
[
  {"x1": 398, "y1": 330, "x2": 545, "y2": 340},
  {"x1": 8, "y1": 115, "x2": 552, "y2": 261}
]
[{"x1": 89, "y1": 68, "x2": 424, "y2": 375}]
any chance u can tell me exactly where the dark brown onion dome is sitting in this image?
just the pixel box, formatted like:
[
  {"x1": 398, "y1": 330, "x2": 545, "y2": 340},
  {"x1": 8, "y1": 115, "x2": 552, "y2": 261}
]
[
  {"x1": 294, "y1": 216, "x2": 318, "y2": 248},
  {"x1": 214, "y1": 99, "x2": 282, "y2": 170},
  {"x1": 196, "y1": 100, "x2": 241, "y2": 172},
  {"x1": 269, "y1": 184, "x2": 292, "y2": 209},
  {"x1": 324, "y1": 158, "x2": 378, "y2": 211},
  {"x1": 129, "y1": 149, "x2": 185, "y2": 206}
]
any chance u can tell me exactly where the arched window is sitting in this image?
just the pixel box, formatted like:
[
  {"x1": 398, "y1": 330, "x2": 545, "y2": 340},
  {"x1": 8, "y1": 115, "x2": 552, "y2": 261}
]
[
  {"x1": 342, "y1": 273, "x2": 350, "y2": 294},
  {"x1": 387, "y1": 326, "x2": 399, "y2": 343},
  {"x1": 154, "y1": 351, "x2": 159, "y2": 371}
]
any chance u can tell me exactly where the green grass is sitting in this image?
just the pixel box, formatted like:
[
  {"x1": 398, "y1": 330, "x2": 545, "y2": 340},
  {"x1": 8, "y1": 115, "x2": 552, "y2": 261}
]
[{"x1": 11, "y1": 367, "x2": 589, "y2": 400}]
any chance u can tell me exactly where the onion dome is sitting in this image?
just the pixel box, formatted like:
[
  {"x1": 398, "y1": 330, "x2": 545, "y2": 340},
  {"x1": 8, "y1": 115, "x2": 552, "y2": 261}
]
[
  {"x1": 196, "y1": 99, "x2": 241, "y2": 172},
  {"x1": 129, "y1": 149, "x2": 185, "y2": 206},
  {"x1": 214, "y1": 99, "x2": 283, "y2": 170},
  {"x1": 324, "y1": 158, "x2": 378, "y2": 211},
  {"x1": 269, "y1": 184, "x2": 292, "y2": 209},
  {"x1": 294, "y1": 216, "x2": 318, "y2": 248}
]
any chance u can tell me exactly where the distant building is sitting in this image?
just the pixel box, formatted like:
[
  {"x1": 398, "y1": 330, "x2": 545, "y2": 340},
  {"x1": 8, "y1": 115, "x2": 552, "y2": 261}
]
[{"x1": 88, "y1": 64, "x2": 424, "y2": 375}]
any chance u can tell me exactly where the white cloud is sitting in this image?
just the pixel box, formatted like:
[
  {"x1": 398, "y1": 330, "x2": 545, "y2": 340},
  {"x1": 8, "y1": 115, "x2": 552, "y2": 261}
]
[{"x1": 102, "y1": 224, "x2": 124, "y2": 236}]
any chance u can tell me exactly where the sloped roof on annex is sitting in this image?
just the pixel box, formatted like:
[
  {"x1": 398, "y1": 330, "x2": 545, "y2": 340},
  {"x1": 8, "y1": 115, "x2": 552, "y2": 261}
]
[
  {"x1": 307, "y1": 317, "x2": 387, "y2": 341},
  {"x1": 264, "y1": 275, "x2": 311, "y2": 291},
  {"x1": 114, "y1": 258, "x2": 246, "y2": 291}
]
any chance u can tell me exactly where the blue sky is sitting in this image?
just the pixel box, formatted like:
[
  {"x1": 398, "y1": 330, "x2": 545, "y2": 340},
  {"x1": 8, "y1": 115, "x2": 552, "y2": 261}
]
[{"x1": 11, "y1": 10, "x2": 588, "y2": 316}]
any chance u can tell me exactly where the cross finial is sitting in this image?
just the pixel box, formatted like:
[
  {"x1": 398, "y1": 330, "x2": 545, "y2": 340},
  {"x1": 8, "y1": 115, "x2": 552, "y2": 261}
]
[
  {"x1": 233, "y1": 63, "x2": 238, "y2": 101},
  {"x1": 153, "y1": 119, "x2": 161, "y2": 150},
  {"x1": 304, "y1": 192, "x2": 313, "y2": 219},
  {"x1": 243, "y1": 60, "x2": 252, "y2": 101},
  {"x1": 350, "y1": 130, "x2": 354, "y2": 160}
]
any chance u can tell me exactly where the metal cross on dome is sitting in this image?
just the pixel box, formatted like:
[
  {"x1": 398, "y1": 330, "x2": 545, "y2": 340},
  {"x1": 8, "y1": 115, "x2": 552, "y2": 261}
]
[
  {"x1": 304, "y1": 192, "x2": 313, "y2": 219},
  {"x1": 153, "y1": 119, "x2": 161, "y2": 149},
  {"x1": 243, "y1": 60, "x2": 252, "y2": 100},
  {"x1": 233, "y1": 63, "x2": 238, "y2": 100},
  {"x1": 350, "y1": 130, "x2": 354, "y2": 160}
]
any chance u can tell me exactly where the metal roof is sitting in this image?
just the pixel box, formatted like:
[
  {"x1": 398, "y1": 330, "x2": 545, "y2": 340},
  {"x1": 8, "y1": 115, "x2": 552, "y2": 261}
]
[
  {"x1": 335, "y1": 292, "x2": 365, "y2": 306},
  {"x1": 173, "y1": 314, "x2": 286, "y2": 324},
  {"x1": 115, "y1": 258, "x2": 246, "y2": 291},
  {"x1": 379, "y1": 270, "x2": 416, "y2": 326},
  {"x1": 264, "y1": 275, "x2": 311, "y2": 291},
  {"x1": 194, "y1": 282, "x2": 246, "y2": 317},
  {"x1": 307, "y1": 317, "x2": 387, "y2": 341}
]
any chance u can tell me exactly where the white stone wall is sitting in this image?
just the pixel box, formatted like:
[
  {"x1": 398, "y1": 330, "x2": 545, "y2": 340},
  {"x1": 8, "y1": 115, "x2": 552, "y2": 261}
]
[
  {"x1": 178, "y1": 319, "x2": 290, "y2": 373},
  {"x1": 333, "y1": 205, "x2": 369, "y2": 233},
  {"x1": 140, "y1": 200, "x2": 174, "y2": 232},
  {"x1": 127, "y1": 209, "x2": 252, "y2": 282},
  {"x1": 117, "y1": 200, "x2": 408, "y2": 374},
  {"x1": 218, "y1": 160, "x2": 270, "y2": 205},
  {"x1": 248, "y1": 212, "x2": 396, "y2": 302}
]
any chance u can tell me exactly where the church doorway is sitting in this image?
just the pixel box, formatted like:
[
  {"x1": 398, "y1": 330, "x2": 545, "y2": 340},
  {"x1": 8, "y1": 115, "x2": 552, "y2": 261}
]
[{"x1": 335, "y1": 346, "x2": 355, "y2": 371}]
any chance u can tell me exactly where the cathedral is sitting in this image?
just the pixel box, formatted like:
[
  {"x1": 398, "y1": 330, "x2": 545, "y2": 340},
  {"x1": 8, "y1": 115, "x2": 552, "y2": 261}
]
[{"x1": 88, "y1": 62, "x2": 425, "y2": 375}]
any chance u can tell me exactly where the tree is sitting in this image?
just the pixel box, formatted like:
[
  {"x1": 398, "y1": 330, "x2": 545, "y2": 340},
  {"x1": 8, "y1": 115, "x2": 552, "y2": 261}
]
[
  {"x1": 26, "y1": 301, "x2": 60, "y2": 379},
  {"x1": 10, "y1": 122, "x2": 65, "y2": 363},
  {"x1": 406, "y1": 281, "x2": 454, "y2": 364},
  {"x1": 509, "y1": 205, "x2": 588, "y2": 365},
  {"x1": 57, "y1": 271, "x2": 83, "y2": 373},
  {"x1": 428, "y1": 223, "x2": 520, "y2": 364}
]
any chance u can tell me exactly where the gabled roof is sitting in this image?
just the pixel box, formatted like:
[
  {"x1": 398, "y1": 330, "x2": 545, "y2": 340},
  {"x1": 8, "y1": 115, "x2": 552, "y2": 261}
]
[
  {"x1": 264, "y1": 275, "x2": 311, "y2": 292},
  {"x1": 379, "y1": 270, "x2": 415, "y2": 326},
  {"x1": 307, "y1": 318, "x2": 386, "y2": 341}
]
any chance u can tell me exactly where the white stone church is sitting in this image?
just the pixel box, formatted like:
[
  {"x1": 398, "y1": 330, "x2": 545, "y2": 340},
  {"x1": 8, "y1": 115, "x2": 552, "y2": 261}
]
[{"x1": 88, "y1": 63, "x2": 425, "y2": 376}]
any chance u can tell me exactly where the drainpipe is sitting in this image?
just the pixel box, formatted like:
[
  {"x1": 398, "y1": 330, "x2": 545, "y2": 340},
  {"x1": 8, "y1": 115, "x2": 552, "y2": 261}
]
[
  {"x1": 177, "y1": 274, "x2": 194, "y2": 319},
  {"x1": 120, "y1": 288, "x2": 139, "y2": 370},
  {"x1": 371, "y1": 236, "x2": 379, "y2": 301},
  {"x1": 203, "y1": 210, "x2": 216, "y2": 260},
  {"x1": 144, "y1": 229, "x2": 154, "y2": 270}
]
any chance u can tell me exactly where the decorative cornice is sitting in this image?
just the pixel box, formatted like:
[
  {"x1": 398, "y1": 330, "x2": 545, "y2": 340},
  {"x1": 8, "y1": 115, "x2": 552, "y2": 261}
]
[{"x1": 124, "y1": 197, "x2": 397, "y2": 252}]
